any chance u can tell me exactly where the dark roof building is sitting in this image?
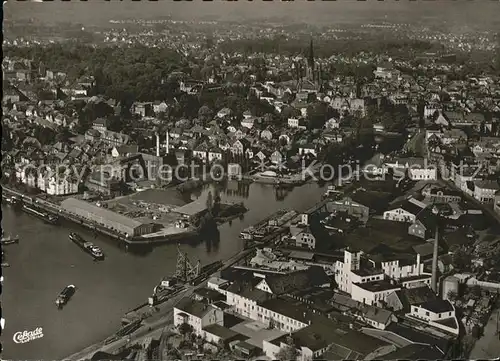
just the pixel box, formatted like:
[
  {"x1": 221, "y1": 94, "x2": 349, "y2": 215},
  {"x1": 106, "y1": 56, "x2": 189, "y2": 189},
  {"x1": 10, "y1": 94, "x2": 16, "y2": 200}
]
[{"x1": 60, "y1": 198, "x2": 154, "y2": 237}]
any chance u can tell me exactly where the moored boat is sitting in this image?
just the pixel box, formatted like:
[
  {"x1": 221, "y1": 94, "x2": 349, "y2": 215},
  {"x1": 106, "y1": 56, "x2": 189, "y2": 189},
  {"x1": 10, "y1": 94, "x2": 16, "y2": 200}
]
[
  {"x1": 21, "y1": 204, "x2": 59, "y2": 225},
  {"x1": 55, "y1": 285, "x2": 76, "y2": 309},
  {"x1": 1, "y1": 234, "x2": 19, "y2": 245},
  {"x1": 69, "y1": 232, "x2": 104, "y2": 260}
]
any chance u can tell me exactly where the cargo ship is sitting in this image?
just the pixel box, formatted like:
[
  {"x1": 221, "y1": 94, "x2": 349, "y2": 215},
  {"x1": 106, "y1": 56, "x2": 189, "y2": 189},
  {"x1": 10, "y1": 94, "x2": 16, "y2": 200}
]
[
  {"x1": 69, "y1": 232, "x2": 104, "y2": 260},
  {"x1": 56, "y1": 285, "x2": 76, "y2": 309},
  {"x1": 21, "y1": 204, "x2": 59, "y2": 225}
]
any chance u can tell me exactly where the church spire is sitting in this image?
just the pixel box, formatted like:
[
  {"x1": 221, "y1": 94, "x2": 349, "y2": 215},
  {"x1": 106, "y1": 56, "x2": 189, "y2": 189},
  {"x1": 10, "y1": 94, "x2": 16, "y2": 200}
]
[{"x1": 308, "y1": 38, "x2": 314, "y2": 67}]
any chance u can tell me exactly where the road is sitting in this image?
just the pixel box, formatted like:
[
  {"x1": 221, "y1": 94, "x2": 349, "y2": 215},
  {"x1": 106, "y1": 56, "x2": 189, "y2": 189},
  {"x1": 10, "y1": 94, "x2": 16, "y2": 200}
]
[{"x1": 469, "y1": 307, "x2": 500, "y2": 359}]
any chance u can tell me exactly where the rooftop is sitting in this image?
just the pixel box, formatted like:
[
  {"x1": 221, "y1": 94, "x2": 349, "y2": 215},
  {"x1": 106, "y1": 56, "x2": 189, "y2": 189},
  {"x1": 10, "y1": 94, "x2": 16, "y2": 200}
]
[
  {"x1": 60, "y1": 198, "x2": 146, "y2": 230},
  {"x1": 260, "y1": 297, "x2": 313, "y2": 324},
  {"x1": 203, "y1": 324, "x2": 240, "y2": 340},
  {"x1": 175, "y1": 297, "x2": 217, "y2": 319},
  {"x1": 173, "y1": 200, "x2": 208, "y2": 217},
  {"x1": 379, "y1": 344, "x2": 444, "y2": 360},
  {"x1": 418, "y1": 299, "x2": 454, "y2": 314},
  {"x1": 353, "y1": 280, "x2": 400, "y2": 293}
]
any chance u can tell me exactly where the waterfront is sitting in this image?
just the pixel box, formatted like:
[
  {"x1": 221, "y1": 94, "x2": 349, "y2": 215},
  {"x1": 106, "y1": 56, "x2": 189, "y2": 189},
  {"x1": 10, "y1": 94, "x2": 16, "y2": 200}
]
[{"x1": 2, "y1": 181, "x2": 327, "y2": 360}]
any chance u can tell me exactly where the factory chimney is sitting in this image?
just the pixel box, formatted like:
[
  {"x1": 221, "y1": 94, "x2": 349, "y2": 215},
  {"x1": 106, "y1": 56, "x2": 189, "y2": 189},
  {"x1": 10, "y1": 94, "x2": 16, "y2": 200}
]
[
  {"x1": 156, "y1": 132, "x2": 160, "y2": 157},
  {"x1": 431, "y1": 221, "x2": 439, "y2": 294}
]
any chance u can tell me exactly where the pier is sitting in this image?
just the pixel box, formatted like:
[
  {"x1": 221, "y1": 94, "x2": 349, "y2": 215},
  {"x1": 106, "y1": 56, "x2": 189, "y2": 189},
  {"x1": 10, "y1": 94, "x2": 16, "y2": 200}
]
[{"x1": 2, "y1": 186, "x2": 197, "y2": 246}]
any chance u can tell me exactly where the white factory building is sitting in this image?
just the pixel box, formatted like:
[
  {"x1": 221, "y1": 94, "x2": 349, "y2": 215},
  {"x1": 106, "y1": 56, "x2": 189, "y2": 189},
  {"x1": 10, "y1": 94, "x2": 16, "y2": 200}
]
[{"x1": 335, "y1": 249, "x2": 432, "y2": 307}]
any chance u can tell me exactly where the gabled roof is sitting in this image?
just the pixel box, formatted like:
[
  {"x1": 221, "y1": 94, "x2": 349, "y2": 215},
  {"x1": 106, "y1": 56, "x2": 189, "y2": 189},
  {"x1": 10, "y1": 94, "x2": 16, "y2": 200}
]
[
  {"x1": 394, "y1": 286, "x2": 437, "y2": 312},
  {"x1": 263, "y1": 266, "x2": 330, "y2": 295},
  {"x1": 418, "y1": 299, "x2": 454, "y2": 314},
  {"x1": 389, "y1": 199, "x2": 424, "y2": 216}
]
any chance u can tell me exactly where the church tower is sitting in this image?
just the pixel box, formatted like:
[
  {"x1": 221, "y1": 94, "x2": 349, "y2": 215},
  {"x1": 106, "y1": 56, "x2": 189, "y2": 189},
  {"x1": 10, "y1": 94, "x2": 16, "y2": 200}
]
[{"x1": 306, "y1": 38, "x2": 315, "y2": 82}]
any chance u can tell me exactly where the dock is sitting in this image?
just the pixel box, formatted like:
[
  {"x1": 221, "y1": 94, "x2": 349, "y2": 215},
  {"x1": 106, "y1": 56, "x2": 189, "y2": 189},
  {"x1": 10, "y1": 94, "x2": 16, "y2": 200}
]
[
  {"x1": 2, "y1": 187, "x2": 197, "y2": 246},
  {"x1": 239, "y1": 209, "x2": 298, "y2": 240}
]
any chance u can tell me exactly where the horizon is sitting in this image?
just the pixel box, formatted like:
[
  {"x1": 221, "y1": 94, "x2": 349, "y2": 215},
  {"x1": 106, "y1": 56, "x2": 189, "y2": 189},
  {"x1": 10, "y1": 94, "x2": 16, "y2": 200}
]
[{"x1": 4, "y1": 0, "x2": 500, "y2": 29}]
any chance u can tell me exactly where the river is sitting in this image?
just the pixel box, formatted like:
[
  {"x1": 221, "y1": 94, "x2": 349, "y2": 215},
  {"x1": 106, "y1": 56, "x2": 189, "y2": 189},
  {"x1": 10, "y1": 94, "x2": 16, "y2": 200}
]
[{"x1": 2, "y1": 180, "x2": 327, "y2": 360}]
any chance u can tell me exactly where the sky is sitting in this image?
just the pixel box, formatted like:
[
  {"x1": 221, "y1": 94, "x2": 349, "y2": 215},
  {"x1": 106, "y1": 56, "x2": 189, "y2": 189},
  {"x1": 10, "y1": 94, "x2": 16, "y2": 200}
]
[{"x1": 3, "y1": 0, "x2": 499, "y2": 29}]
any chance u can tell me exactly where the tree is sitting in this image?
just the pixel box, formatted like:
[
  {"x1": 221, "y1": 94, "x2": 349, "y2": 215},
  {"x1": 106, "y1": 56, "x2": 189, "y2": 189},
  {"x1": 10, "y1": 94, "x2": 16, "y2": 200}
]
[
  {"x1": 447, "y1": 290, "x2": 458, "y2": 302},
  {"x1": 178, "y1": 323, "x2": 193, "y2": 341},
  {"x1": 452, "y1": 248, "x2": 472, "y2": 270},
  {"x1": 275, "y1": 335, "x2": 299, "y2": 361},
  {"x1": 206, "y1": 190, "x2": 213, "y2": 212},
  {"x1": 470, "y1": 285, "x2": 482, "y2": 298},
  {"x1": 307, "y1": 102, "x2": 330, "y2": 129},
  {"x1": 213, "y1": 188, "x2": 221, "y2": 216}
]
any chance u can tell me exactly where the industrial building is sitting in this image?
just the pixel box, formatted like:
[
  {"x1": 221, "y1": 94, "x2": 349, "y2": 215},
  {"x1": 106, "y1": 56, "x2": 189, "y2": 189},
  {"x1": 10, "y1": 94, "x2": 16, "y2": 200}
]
[
  {"x1": 61, "y1": 198, "x2": 154, "y2": 238},
  {"x1": 173, "y1": 200, "x2": 208, "y2": 221}
]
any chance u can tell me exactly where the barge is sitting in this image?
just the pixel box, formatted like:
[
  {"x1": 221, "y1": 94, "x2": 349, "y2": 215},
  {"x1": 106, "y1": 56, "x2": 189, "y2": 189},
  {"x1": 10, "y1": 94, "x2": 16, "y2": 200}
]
[
  {"x1": 69, "y1": 232, "x2": 104, "y2": 260},
  {"x1": 1, "y1": 234, "x2": 19, "y2": 245},
  {"x1": 3, "y1": 195, "x2": 21, "y2": 206},
  {"x1": 56, "y1": 285, "x2": 76, "y2": 309},
  {"x1": 21, "y1": 204, "x2": 59, "y2": 225}
]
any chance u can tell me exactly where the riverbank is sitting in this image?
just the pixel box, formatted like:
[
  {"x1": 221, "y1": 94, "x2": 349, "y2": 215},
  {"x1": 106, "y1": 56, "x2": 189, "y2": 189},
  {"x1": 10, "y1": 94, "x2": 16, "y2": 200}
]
[
  {"x1": 3, "y1": 178, "x2": 332, "y2": 360},
  {"x1": 1, "y1": 186, "x2": 198, "y2": 246},
  {"x1": 62, "y1": 206, "x2": 289, "y2": 361}
]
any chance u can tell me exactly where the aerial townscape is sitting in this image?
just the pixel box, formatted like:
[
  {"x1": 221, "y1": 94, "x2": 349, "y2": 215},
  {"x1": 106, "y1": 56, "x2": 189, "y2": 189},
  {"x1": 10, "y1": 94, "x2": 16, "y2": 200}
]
[{"x1": 2, "y1": 1, "x2": 500, "y2": 360}]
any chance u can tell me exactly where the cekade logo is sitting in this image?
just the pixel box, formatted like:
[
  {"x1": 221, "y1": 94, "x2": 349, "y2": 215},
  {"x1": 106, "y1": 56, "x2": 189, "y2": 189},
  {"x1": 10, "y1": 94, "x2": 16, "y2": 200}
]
[{"x1": 13, "y1": 328, "x2": 44, "y2": 344}]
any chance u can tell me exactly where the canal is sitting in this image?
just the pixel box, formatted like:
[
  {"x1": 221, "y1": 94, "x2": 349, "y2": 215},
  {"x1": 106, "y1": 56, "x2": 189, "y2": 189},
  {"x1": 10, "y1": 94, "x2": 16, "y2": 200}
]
[{"x1": 2, "y1": 180, "x2": 327, "y2": 360}]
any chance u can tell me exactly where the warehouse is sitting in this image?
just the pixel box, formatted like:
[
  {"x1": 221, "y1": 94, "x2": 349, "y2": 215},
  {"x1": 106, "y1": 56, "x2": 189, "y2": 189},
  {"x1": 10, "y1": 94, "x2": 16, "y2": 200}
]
[
  {"x1": 173, "y1": 200, "x2": 208, "y2": 221},
  {"x1": 61, "y1": 197, "x2": 154, "y2": 237}
]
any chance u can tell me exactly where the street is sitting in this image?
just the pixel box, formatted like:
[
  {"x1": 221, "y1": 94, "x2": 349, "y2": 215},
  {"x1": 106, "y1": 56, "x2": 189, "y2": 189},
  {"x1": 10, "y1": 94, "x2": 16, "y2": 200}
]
[{"x1": 469, "y1": 307, "x2": 500, "y2": 359}]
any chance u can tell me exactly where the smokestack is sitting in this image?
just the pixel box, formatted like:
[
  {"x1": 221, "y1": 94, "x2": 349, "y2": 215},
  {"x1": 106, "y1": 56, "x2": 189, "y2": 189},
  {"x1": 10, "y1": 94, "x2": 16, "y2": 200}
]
[
  {"x1": 156, "y1": 133, "x2": 160, "y2": 157},
  {"x1": 166, "y1": 131, "x2": 169, "y2": 154},
  {"x1": 431, "y1": 224, "x2": 439, "y2": 293}
]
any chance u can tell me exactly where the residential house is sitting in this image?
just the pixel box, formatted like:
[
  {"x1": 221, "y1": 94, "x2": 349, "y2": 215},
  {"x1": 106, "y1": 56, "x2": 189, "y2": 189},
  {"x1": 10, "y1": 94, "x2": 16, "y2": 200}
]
[
  {"x1": 270, "y1": 150, "x2": 283, "y2": 165},
  {"x1": 255, "y1": 268, "x2": 331, "y2": 296},
  {"x1": 153, "y1": 101, "x2": 168, "y2": 114},
  {"x1": 92, "y1": 118, "x2": 108, "y2": 132},
  {"x1": 385, "y1": 285, "x2": 437, "y2": 314},
  {"x1": 244, "y1": 147, "x2": 254, "y2": 159},
  {"x1": 408, "y1": 300, "x2": 459, "y2": 335},
  {"x1": 263, "y1": 320, "x2": 393, "y2": 361},
  {"x1": 299, "y1": 144, "x2": 317, "y2": 157},
  {"x1": 383, "y1": 199, "x2": 425, "y2": 223},
  {"x1": 241, "y1": 117, "x2": 256, "y2": 129},
  {"x1": 231, "y1": 139, "x2": 249, "y2": 155},
  {"x1": 132, "y1": 102, "x2": 152, "y2": 117},
  {"x1": 193, "y1": 143, "x2": 208, "y2": 162},
  {"x1": 290, "y1": 226, "x2": 316, "y2": 249},
  {"x1": 408, "y1": 208, "x2": 438, "y2": 240},
  {"x1": 325, "y1": 117, "x2": 340, "y2": 129},
  {"x1": 208, "y1": 147, "x2": 223, "y2": 163},
  {"x1": 217, "y1": 107, "x2": 232, "y2": 118},
  {"x1": 374, "y1": 63, "x2": 401, "y2": 80},
  {"x1": 421, "y1": 185, "x2": 462, "y2": 203},
  {"x1": 100, "y1": 130, "x2": 130, "y2": 147},
  {"x1": 279, "y1": 133, "x2": 291, "y2": 145},
  {"x1": 384, "y1": 157, "x2": 436, "y2": 180},
  {"x1": 173, "y1": 297, "x2": 224, "y2": 338},
  {"x1": 325, "y1": 197, "x2": 370, "y2": 223},
  {"x1": 288, "y1": 117, "x2": 303, "y2": 129},
  {"x1": 260, "y1": 129, "x2": 273, "y2": 140},
  {"x1": 329, "y1": 292, "x2": 397, "y2": 330},
  {"x1": 111, "y1": 145, "x2": 139, "y2": 158},
  {"x1": 472, "y1": 180, "x2": 500, "y2": 203}
]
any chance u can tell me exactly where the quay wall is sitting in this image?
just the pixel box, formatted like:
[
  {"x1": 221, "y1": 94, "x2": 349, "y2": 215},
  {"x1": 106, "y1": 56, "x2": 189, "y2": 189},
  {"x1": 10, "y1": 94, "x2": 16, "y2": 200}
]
[{"x1": 2, "y1": 186, "x2": 196, "y2": 245}]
